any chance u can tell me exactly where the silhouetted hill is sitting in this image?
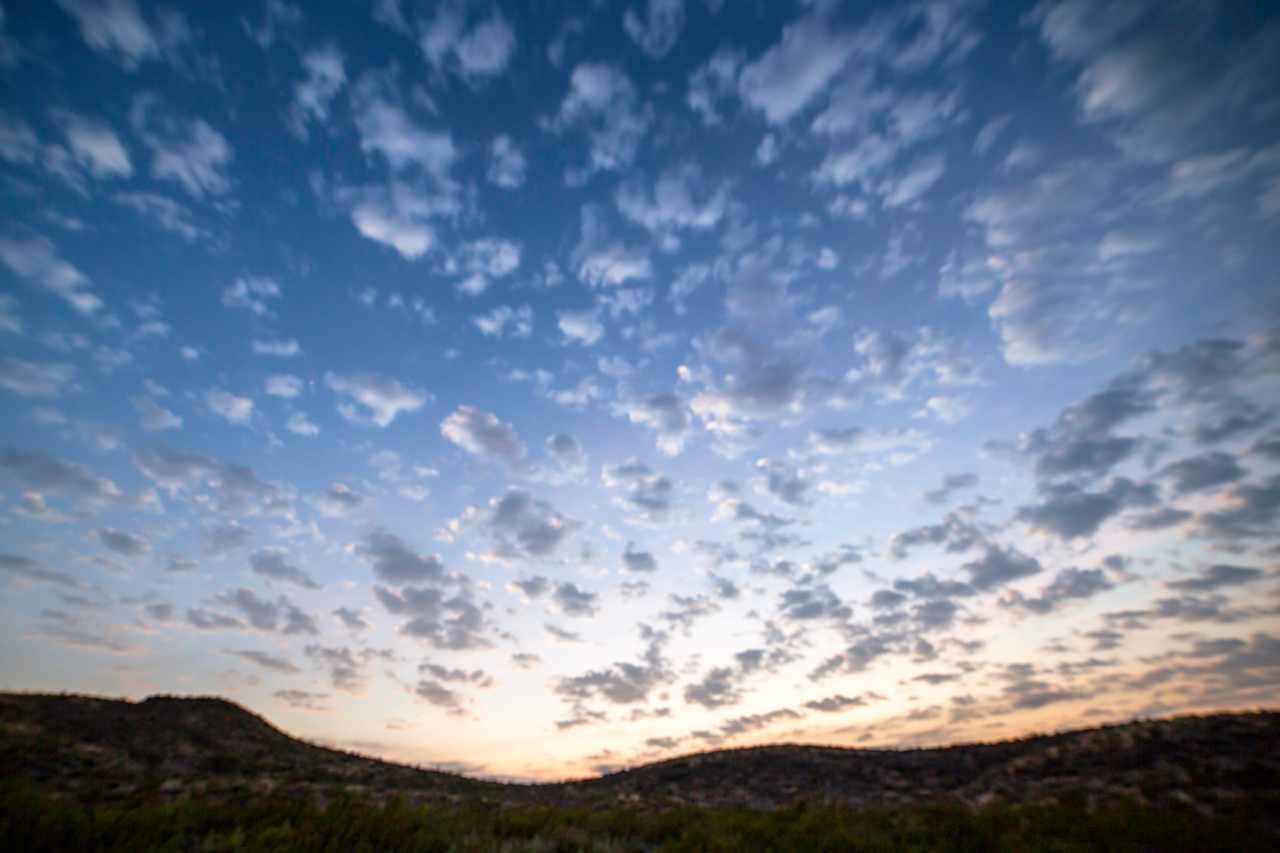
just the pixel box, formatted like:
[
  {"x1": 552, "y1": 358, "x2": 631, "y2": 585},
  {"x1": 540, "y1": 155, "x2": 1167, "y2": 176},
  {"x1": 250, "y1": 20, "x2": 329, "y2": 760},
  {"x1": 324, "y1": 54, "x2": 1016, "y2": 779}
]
[{"x1": 3, "y1": 691, "x2": 1279, "y2": 818}]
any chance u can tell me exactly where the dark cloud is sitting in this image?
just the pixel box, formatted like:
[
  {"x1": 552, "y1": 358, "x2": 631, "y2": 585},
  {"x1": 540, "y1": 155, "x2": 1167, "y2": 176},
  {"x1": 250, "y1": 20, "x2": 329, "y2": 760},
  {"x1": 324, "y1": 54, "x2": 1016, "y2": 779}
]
[
  {"x1": 461, "y1": 490, "x2": 582, "y2": 560},
  {"x1": 510, "y1": 576, "x2": 551, "y2": 598},
  {"x1": 186, "y1": 608, "x2": 245, "y2": 631},
  {"x1": 778, "y1": 583, "x2": 851, "y2": 622},
  {"x1": 250, "y1": 547, "x2": 320, "y2": 589},
  {"x1": 134, "y1": 447, "x2": 290, "y2": 515},
  {"x1": 315, "y1": 483, "x2": 364, "y2": 517},
  {"x1": 375, "y1": 583, "x2": 489, "y2": 650},
  {"x1": 1018, "y1": 477, "x2": 1157, "y2": 540},
  {"x1": 683, "y1": 666, "x2": 742, "y2": 709},
  {"x1": 90, "y1": 527, "x2": 149, "y2": 556},
  {"x1": 0, "y1": 553, "x2": 81, "y2": 588},
  {"x1": 923, "y1": 472, "x2": 978, "y2": 505},
  {"x1": 225, "y1": 649, "x2": 300, "y2": 673},
  {"x1": 1197, "y1": 474, "x2": 1280, "y2": 542},
  {"x1": 333, "y1": 607, "x2": 369, "y2": 631},
  {"x1": 554, "y1": 626, "x2": 670, "y2": 706},
  {"x1": 622, "y1": 543, "x2": 657, "y2": 573},
  {"x1": 1001, "y1": 567, "x2": 1114, "y2": 615},
  {"x1": 962, "y1": 545, "x2": 1042, "y2": 591},
  {"x1": 552, "y1": 581, "x2": 598, "y2": 617},
  {"x1": 203, "y1": 522, "x2": 250, "y2": 555},
  {"x1": 602, "y1": 461, "x2": 675, "y2": 523},
  {"x1": 1166, "y1": 564, "x2": 1266, "y2": 592},
  {"x1": 2, "y1": 448, "x2": 128, "y2": 507},
  {"x1": 659, "y1": 593, "x2": 720, "y2": 632},
  {"x1": 305, "y1": 645, "x2": 387, "y2": 692},
  {"x1": 888, "y1": 512, "x2": 983, "y2": 559},
  {"x1": 415, "y1": 679, "x2": 464, "y2": 714},
  {"x1": 803, "y1": 693, "x2": 874, "y2": 712},
  {"x1": 1160, "y1": 451, "x2": 1247, "y2": 496},
  {"x1": 354, "y1": 531, "x2": 445, "y2": 584},
  {"x1": 440, "y1": 405, "x2": 526, "y2": 466},
  {"x1": 718, "y1": 707, "x2": 803, "y2": 738},
  {"x1": 274, "y1": 689, "x2": 329, "y2": 711}
]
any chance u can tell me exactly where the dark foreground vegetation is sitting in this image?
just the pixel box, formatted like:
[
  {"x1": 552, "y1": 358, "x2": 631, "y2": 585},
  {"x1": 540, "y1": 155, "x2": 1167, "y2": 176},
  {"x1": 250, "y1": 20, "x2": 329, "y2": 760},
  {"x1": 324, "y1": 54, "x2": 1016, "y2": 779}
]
[
  {"x1": 6, "y1": 782, "x2": 1280, "y2": 852},
  {"x1": 3, "y1": 693, "x2": 1279, "y2": 850}
]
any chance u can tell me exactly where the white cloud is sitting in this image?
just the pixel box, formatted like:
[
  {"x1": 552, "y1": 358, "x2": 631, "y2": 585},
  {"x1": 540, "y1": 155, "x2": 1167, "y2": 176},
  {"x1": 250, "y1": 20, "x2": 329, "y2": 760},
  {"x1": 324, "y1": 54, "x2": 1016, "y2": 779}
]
[
  {"x1": 206, "y1": 388, "x2": 254, "y2": 425},
  {"x1": 52, "y1": 111, "x2": 132, "y2": 178},
  {"x1": 291, "y1": 44, "x2": 346, "y2": 133},
  {"x1": 325, "y1": 371, "x2": 429, "y2": 427},
  {"x1": 265, "y1": 374, "x2": 304, "y2": 398},
  {"x1": 0, "y1": 236, "x2": 102, "y2": 315},
  {"x1": 557, "y1": 309, "x2": 604, "y2": 346},
  {"x1": 251, "y1": 338, "x2": 301, "y2": 358},
  {"x1": 353, "y1": 98, "x2": 456, "y2": 178},
  {"x1": 755, "y1": 133, "x2": 778, "y2": 166},
  {"x1": 615, "y1": 164, "x2": 728, "y2": 234},
  {"x1": 131, "y1": 394, "x2": 182, "y2": 431},
  {"x1": 222, "y1": 276, "x2": 281, "y2": 316},
  {"x1": 487, "y1": 134, "x2": 526, "y2": 188},
  {"x1": 737, "y1": 2, "x2": 863, "y2": 124},
  {"x1": 0, "y1": 357, "x2": 77, "y2": 397},
  {"x1": 883, "y1": 152, "x2": 946, "y2": 207},
  {"x1": 132, "y1": 98, "x2": 233, "y2": 198},
  {"x1": 55, "y1": 0, "x2": 159, "y2": 69},
  {"x1": 286, "y1": 411, "x2": 320, "y2": 436},
  {"x1": 571, "y1": 205, "x2": 652, "y2": 288},
  {"x1": 557, "y1": 63, "x2": 650, "y2": 174},
  {"x1": 441, "y1": 406, "x2": 526, "y2": 466},
  {"x1": 624, "y1": 0, "x2": 685, "y2": 59},
  {"x1": 473, "y1": 304, "x2": 533, "y2": 338},
  {"x1": 420, "y1": 4, "x2": 516, "y2": 79}
]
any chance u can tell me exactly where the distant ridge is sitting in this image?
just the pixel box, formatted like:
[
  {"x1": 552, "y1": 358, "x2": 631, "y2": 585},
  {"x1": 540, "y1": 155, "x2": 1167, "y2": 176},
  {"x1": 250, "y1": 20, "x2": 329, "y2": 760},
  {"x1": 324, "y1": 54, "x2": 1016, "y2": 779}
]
[{"x1": 2, "y1": 691, "x2": 1278, "y2": 813}]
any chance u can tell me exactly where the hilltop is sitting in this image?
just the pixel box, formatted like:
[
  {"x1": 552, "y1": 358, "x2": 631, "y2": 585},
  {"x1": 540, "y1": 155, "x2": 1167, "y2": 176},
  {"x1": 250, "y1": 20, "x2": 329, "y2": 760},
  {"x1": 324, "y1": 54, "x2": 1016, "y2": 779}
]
[{"x1": 3, "y1": 691, "x2": 1278, "y2": 815}]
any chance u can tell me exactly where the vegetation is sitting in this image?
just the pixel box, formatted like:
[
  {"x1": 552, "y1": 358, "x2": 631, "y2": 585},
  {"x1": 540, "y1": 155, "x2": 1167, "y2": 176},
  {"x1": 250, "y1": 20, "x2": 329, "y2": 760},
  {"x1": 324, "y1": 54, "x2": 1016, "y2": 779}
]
[{"x1": 5, "y1": 782, "x2": 1280, "y2": 852}]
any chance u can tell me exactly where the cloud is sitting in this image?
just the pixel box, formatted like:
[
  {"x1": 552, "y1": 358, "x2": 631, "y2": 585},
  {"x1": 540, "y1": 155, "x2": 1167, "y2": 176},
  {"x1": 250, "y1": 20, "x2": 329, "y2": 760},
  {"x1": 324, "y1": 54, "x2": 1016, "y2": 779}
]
[
  {"x1": 1018, "y1": 477, "x2": 1158, "y2": 540},
  {"x1": 1159, "y1": 451, "x2": 1247, "y2": 496},
  {"x1": 623, "y1": 0, "x2": 685, "y2": 59},
  {"x1": 132, "y1": 97, "x2": 232, "y2": 197},
  {"x1": 962, "y1": 545, "x2": 1042, "y2": 592},
  {"x1": 804, "y1": 693, "x2": 873, "y2": 712},
  {"x1": 374, "y1": 583, "x2": 489, "y2": 651},
  {"x1": 557, "y1": 309, "x2": 604, "y2": 346},
  {"x1": 619, "y1": 392, "x2": 692, "y2": 456},
  {"x1": 737, "y1": 2, "x2": 861, "y2": 124},
  {"x1": 205, "y1": 388, "x2": 254, "y2": 425},
  {"x1": 616, "y1": 164, "x2": 728, "y2": 239},
  {"x1": 251, "y1": 338, "x2": 301, "y2": 357},
  {"x1": 353, "y1": 531, "x2": 445, "y2": 585},
  {"x1": 250, "y1": 546, "x2": 320, "y2": 590},
  {"x1": 1166, "y1": 564, "x2": 1265, "y2": 593},
  {"x1": 286, "y1": 412, "x2": 320, "y2": 436},
  {"x1": 1, "y1": 448, "x2": 127, "y2": 508},
  {"x1": 545, "y1": 433, "x2": 584, "y2": 474},
  {"x1": 55, "y1": 0, "x2": 160, "y2": 69},
  {"x1": 0, "y1": 553, "x2": 81, "y2": 588},
  {"x1": 622, "y1": 543, "x2": 657, "y2": 573},
  {"x1": 226, "y1": 649, "x2": 300, "y2": 674},
  {"x1": 923, "y1": 472, "x2": 978, "y2": 505},
  {"x1": 90, "y1": 527, "x2": 148, "y2": 556},
  {"x1": 0, "y1": 357, "x2": 77, "y2": 397},
  {"x1": 325, "y1": 371, "x2": 429, "y2": 427},
  {"x1": 291, "y1": 44, "x2": 346, "y2": 133},
  {"x1": 487, "y1": 134, "x2": 526, "y2": 188},
  {"x1": 554, "y1": 627, "x2": 671, "y2": 706},
  {"x1": 1001, "y1": 567, "x2": 1114, "y2": 615},
  {"x1": 222, "y1": 276, "x2": 281, "y2": 316},
  {"x1": 264, "y1": 374, "x2": 304, "y2": 398},
  {"x1": 0, "y1": 236, "x2": 102, "y2": 314},
  {"x1": 51, "y1": 111, "x2": 132, "y2": 178},
  {"x1": 274, "y1": 689, "x2": 328, "y2": 710},
  {"x1": 602, "y1": 460, "x2": 675, "y2": 524},
  {"x1": 315, "y1": 483, "x2": 363, "y2": 518},
  {"x1": 451, "y1": 490, "x2": 582, "y2": 561},
  {"x1": 333, "y1": 607, "x2": 369, "y2": 631},
  {"x1": 556, "y1": 63, "x2": 651, "y2": 173},
  {"x1": 440, "y1": 406, "x2": 526, "y2": 465},
  {"x1": 131, "y1": 395, "x2": 182, "y2": 431},
  {"x1": 351, "y1": 97, "x2": 456, "y2": 178},
  {"x1": 419, "y1": 3, "x2": 515, "y2": 79},
  {"x1": 212, "y1": 587, "x2": 317, "y2": 635},
  {"x1": 134, "y1": 447, "x2": 288, "y2": 516},
  {"x1": 553, "y1": 581, "x2": 598, "y2": 618}
]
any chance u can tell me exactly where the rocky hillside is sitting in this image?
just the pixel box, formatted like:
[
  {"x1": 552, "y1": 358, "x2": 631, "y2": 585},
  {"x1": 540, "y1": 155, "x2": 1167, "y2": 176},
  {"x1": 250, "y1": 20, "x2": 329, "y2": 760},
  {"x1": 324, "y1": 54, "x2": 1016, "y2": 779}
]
[{"x1": 3, "y1": 692, "x2": 1278, "y2": 818}]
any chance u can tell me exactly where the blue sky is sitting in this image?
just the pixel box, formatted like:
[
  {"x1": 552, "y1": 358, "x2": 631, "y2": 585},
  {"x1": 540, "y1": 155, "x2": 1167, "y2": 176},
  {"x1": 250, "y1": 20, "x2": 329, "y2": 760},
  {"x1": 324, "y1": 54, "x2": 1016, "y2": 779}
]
[{"x1": 1, "y1": 0, "x2": 1278, "y2": 779}]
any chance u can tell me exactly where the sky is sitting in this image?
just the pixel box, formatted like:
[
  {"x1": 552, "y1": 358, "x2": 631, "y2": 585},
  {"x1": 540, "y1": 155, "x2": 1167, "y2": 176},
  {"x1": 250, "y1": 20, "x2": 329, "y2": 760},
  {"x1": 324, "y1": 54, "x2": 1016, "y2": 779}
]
[{"x1": 1, "y1": 0, "x2": 1278, "y2": 781}]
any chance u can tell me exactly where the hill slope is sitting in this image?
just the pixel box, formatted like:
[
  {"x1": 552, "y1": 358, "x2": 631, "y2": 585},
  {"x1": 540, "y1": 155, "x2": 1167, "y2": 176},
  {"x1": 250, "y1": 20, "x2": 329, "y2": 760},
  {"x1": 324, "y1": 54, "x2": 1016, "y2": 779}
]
[{"x1": 3, "y1": 691, "x2": 1278, "y2": 815}]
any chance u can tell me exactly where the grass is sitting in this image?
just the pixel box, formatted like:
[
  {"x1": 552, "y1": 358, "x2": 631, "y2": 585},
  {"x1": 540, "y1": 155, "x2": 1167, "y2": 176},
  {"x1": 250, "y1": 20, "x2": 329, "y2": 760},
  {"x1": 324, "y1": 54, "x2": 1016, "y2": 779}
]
[{"x1": 4, "y1": 782, "x2": 1279, "y2": 852}]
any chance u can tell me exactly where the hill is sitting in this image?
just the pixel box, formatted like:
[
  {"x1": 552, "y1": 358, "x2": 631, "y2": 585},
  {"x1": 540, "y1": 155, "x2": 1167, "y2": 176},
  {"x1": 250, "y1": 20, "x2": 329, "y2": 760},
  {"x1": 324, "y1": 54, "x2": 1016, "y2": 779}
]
[{"x1": 3, "y1": 691, "x2": 1278, "y2": 814}]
